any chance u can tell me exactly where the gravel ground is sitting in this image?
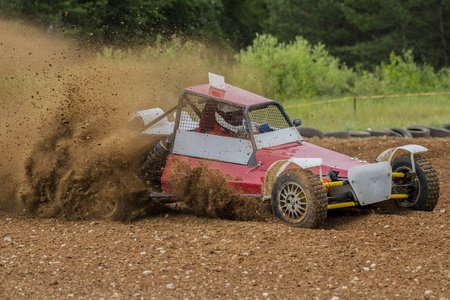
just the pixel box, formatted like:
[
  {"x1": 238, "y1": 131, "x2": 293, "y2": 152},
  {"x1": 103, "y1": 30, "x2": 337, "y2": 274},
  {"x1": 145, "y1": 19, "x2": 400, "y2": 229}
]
[{"x1": 1, "y1": 137, "x2": 449, "y2": 299}]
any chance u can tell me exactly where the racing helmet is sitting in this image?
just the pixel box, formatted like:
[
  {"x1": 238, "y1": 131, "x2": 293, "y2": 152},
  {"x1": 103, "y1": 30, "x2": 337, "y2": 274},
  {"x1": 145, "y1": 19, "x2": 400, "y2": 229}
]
[{"x1": 215, "y1": 103, "x2": 244, "y2": 133}]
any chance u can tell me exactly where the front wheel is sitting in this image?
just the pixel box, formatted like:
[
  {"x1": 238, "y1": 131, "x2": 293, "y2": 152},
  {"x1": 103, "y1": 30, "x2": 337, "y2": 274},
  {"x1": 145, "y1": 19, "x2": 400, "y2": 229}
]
[
  {"x1": 391, "y1": 155, "x2": 440, "y2": 211},
  {"x1": 271, "y1": 169, "x2": 327, "y2": 228}
]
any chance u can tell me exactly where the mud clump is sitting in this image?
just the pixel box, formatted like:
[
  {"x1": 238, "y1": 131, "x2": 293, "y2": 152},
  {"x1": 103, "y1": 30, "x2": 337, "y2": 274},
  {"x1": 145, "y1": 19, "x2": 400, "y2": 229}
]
[
  {"x1": 21, "y1": 105, "x2": 155, "y2": 220},
  {"x1": 2, "y1": 19, "x2": 274, "y2": 223},
  {"x1": 0, "y1": 19, "x2": 209, "y2": 218},
  {"x1": 169, "y1": 159, "x2": 273, "y2": 222},
  {"x1": 18, "y1": 69, "x2": 164, "y2": 221}
]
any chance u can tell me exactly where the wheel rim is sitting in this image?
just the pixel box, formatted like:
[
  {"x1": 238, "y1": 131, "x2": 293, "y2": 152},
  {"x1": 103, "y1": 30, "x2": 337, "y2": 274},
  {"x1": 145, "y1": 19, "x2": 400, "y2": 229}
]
[
  {"x1": 277, "y1": 181, "x2": 308, "y2": 223},
  {"x1": 393, "y1": 166, "x2": 420, "y2": 208}
]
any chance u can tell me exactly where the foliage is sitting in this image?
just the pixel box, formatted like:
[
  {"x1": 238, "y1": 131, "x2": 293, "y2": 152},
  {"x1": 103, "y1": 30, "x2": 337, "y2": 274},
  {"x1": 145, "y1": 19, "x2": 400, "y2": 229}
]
[
  {"x1": 92, "y1": 32, "x2": 450, "y2": 132},
  {"x1": 237, "y1": 34, "x2": 450, "y2": 100},
  {"x1": 1, "y1": 1, "x2": 448, "y2": 69},
  {"x1": 264, "y1": 0, "x2": 450, "y2": 70},
  {"x1": 97, "y1": 35, "x2": 207, "y2": 60},
  {"x1": 380, "y1": 51, "x2": 439, "y2": 93},
  {"x1": 264, "y1": 0, "x2": 357, "y2": 62},
  {"x1": 1, "y1": 0, "x2": 448, "y2": 131},
  {"x1": 339, "y1": 0, "x2": 450, "y2": 69},
  {"x1": 352, "y1": 51, "x2": 450, "y2": 96},
  {"x1": 236, "y1": 34, "x2": 355, "y2": 100},
  {"x1": 0, "y1": 0, "x2": 266, "y2": 49}
]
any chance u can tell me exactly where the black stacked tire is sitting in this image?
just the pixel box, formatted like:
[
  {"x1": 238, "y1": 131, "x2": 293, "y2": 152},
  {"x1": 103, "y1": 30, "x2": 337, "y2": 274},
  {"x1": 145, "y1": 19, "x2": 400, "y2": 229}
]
[
  {"x1": 444, "y1": 123, "x2": 450, "y2": 130},
  {"x1": 349, "y1": 131, "x2": 370, "y2": 138},
  {"x1": 401, "y1": 125, "x2": 430, "y2": 138},
  {"x1": 384, "y1": 128, "x2": 413, "y2": 138},
  {"x1": 298, "y1": 127, "x2": 324, "y2": 138},
  {"x1": 424, "y1": 126, "x2": 450, "y2": 138},
  {"x1": 324, "y1": 131, "x2": 350, "y2": 139},
  {"x1": 365, "y1": 130, "x2": 389, "y2": 137}
]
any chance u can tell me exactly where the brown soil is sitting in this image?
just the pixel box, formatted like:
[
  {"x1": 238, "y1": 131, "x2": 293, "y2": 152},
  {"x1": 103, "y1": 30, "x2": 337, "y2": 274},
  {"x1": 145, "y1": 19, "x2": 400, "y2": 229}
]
[
  {"x1": 1, "y1": 20, "x2": 449, "y2": 299},
  {"x1": 1, "y1": 137, "x2": 449, "y2": 299}
]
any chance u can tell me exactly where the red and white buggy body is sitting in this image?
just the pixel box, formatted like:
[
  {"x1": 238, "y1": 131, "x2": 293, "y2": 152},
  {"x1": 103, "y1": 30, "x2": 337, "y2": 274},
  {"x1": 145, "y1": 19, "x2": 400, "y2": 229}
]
[{"x1": 134, "y1": 74, "x2": 439, "y2": 228}]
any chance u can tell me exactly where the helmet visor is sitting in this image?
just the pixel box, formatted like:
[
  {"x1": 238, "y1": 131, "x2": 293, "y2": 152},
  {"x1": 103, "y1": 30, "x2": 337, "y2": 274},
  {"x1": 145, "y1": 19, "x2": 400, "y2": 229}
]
[{"x1": 218, "y1": 110, "x2": 243, "y2": 126}]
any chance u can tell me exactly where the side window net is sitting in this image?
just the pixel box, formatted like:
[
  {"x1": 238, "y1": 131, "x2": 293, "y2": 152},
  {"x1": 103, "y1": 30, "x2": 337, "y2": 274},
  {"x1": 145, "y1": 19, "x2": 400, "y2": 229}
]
[
  {"x1": 177, "y1": 94, "x2": 245, "y2": 137},
  {"x1": 177, "y1": 96, "x2": 205, "y2": 132}
]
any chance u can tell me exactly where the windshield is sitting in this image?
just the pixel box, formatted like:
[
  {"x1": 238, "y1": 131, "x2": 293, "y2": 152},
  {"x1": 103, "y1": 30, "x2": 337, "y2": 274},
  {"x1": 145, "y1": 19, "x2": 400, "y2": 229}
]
[
  {"x1": 247, "y1": 104, "x2": 302, "y2": 149},
  {"x1": 248, "y1": 104, "x2": 291, "y2": 132}
]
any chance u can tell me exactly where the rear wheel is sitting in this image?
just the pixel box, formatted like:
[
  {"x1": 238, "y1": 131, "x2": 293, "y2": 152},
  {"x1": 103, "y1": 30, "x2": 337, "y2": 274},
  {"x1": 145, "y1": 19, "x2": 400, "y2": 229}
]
[
  {"x1": 391, "y1": 155, "x2": 439, "y2": 211},
  {"x1": 271, "y1": 169, "x2": 327, "y2": 228}
]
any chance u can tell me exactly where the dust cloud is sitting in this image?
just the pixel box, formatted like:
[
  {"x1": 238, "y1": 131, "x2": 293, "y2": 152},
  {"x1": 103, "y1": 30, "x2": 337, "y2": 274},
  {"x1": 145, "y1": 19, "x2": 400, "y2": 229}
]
[{"x1": 0, "y1": 19, "x2": 209, "y2": 219}]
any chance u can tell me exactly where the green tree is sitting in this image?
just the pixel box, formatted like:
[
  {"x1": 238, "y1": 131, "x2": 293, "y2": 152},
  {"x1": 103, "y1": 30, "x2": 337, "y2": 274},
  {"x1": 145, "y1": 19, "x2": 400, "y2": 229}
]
[
  {"x1": 218, "y1": 0, "x2": 268, "y2": 48},
  {"x1": 0, "y1": 0, "x2": 267, "y2": 49},
  {"x1": 59, "y1": 0, "x2": 225, "y2": 45},
  {"x1": 237, "y1": 34, "x2": 355, "y2": 100},
  {"x1": 264, "y1": 0, "x2": 359, "y2": 64},
  {"x1": 340, "y1": 0, "x2": 450, "y2": 69},
  {"x1": 265, "y1": 0, "x2": 450, "y2": 69}
]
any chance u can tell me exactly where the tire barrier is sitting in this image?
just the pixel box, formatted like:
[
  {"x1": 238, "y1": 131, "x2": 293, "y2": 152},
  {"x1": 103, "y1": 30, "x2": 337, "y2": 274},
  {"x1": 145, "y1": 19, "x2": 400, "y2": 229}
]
[
  {"x1": 401, "y1": 125, "x2": 431, "y2": 138},
  {"x1": 324, "y1": 131, "x2": 350, "y2": 139},
  {"x1": 383, "y1": 128, "x2": 414, "y2": 138},
  {"x1": 413, "y1": 125, "x2": 450, "y2": 138},
  {"x1": 349, "y1": 131, "x2": 370, "y2": 138},
  {"x1": 445, "y1": 123, "x2": 450, "y2": 130},
  {"x1": 298, "y1": 127, "x2": 324, "y2": 138},
  {"x1": 365, "y1": 130, "x2": 389, "y2": 137}
]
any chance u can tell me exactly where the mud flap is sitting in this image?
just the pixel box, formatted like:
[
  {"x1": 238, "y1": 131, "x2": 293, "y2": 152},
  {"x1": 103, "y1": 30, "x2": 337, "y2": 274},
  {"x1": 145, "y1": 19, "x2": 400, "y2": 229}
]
[
  {"x1": 376, "y1": 145, "x2": 428, "y2": 164},
  {"x1": 376, "y1": 144, "x2": 428, "y2": 174},
  {"x1": 348, "y1": 162, "x2": 392, "y2": 206}
]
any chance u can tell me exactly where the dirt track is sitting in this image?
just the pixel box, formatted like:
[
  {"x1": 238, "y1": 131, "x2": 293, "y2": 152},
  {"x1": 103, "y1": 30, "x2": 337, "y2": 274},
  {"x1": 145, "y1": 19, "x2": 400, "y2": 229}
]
[{"x1": 1, "y1": 137, "x2": 449, "y2": 299}]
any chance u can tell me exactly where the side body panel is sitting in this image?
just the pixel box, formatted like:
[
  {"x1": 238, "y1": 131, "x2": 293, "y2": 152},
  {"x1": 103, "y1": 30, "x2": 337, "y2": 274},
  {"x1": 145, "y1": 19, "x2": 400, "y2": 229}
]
[
  {"x1": 172, "y1": 131, "x2": 253, "y2": 165},
  {"x1": 161, "y1": 154, "x2": 266, "y2": 194},
  {"x1": 161, "y1": 141, "x2": 370, "y2": 195}
]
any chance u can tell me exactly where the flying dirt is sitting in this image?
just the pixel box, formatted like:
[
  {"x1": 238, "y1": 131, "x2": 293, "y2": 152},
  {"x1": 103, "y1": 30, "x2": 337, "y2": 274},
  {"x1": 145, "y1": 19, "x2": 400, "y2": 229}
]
[
  {"x1": 0, "y1": 19, "x2": 270, "y2": 221},
  {"x1": 0, "y1": 19, "x2": 211, "y2": 219}
]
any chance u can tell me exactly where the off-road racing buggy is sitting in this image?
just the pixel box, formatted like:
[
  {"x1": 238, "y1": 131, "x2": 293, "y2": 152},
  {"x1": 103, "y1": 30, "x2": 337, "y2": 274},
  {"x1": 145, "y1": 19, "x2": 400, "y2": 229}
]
[{"x1": 130, "y1": 73, "x2": 440, "y2": 228}]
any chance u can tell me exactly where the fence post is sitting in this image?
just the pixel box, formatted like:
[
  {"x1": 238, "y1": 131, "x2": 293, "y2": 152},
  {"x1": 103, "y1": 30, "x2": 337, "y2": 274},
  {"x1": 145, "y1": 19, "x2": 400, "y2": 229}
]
[{"x1": 353, "y1": 96, "x2": 357, "y2": 114}]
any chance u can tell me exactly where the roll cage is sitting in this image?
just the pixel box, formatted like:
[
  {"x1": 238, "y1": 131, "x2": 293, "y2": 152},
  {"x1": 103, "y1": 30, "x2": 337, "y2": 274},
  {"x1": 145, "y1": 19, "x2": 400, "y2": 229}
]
[
  {"x1": 169, "y1": 90, "x2": 302, "y2": 166},
  {"x1": 138, "y1": 85, "x2": 303, "y2": 166}
]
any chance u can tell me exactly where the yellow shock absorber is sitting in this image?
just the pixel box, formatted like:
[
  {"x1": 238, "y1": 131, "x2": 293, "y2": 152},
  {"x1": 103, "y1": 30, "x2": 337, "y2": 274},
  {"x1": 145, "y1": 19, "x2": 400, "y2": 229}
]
[
  {"x1": 328, "y1": 202, "x2": 356, "y2": 209},
  {"x1": 323, "y1": 181, "x2": 344, "y2": 188},
  {"x1": 392, "y1": 172, "x2": 405, "y2": 178},
  {"x1": 390, "y1": 194, "x2": 408, "y2": 199}
]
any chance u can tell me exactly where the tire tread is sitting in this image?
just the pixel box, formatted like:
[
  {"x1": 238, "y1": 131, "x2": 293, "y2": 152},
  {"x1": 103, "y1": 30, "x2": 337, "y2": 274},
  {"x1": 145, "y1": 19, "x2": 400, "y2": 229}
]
[{"x1": 414, "y1": 155, "x2": 440, "y2": 211}]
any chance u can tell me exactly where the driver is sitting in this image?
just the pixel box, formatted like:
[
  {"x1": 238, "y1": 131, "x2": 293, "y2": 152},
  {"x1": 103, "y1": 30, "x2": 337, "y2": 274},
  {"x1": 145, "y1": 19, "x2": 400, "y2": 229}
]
[
  {"x1": 214, "y1": 103, "x2": 245, "y2": 137},
  {"x1": 197, "y1": 102, "x2": 245, "y2": 137}
]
